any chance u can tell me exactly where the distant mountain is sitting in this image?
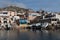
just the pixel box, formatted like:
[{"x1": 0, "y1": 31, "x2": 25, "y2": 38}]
[{"x1": 0, "y1": 6, "x2": 29, "y2": 13}]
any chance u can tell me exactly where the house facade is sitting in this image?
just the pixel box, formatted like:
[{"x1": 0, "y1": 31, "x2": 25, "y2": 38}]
[{"x1": 0, "y1": 11, "x2": 17, "y2": 29}]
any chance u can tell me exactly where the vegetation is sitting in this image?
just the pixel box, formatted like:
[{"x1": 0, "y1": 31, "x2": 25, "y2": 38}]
[{"x1": 0, "y1": 6, "x2": 29, "y2": 13}]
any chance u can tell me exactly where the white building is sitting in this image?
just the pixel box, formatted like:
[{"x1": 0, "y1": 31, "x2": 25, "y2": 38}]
[
  {"x1": 55, "y1": 14, "x2": 60, "y2": 20},
  {"x1": 0, "y1": 11, "x2": 17, "y2": 28}
]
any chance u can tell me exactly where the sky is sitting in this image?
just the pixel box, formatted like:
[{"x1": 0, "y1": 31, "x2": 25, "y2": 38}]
[{"x1": 0, "y1": 0, "x2": 60, "y2": 12}]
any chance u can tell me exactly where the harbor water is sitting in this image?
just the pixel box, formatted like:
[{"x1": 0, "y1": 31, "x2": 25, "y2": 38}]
[{"x1": 0, "y1": 30, "x2": 60, "y2": 40}]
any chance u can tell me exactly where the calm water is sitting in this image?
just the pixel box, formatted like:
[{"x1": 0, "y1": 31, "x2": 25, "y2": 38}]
[{"x1": 0, "y1": 30, "x2": 60, "y2": 40}]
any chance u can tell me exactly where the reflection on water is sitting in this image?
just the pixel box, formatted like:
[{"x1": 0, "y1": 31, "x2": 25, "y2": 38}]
[{"x1": 0, "y1": 30, "x2": 60, "y2": 40}]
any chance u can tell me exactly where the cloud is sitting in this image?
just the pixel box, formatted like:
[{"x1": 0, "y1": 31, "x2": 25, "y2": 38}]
[{"x1": 0, "y1": 0, "x2": 27, "y2": 8}]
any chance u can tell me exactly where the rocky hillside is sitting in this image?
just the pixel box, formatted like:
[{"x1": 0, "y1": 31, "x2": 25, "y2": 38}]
[{"x1": 0, "y1": 6, "x2": 29, "y2": 13}]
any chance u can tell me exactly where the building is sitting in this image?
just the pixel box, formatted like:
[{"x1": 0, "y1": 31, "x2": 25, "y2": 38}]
[
  {"x1": 55, "y1": 13, "x2": 60, "y2": 20},
  {"x1": 0, "y1": 11, "x2": 17, "y2": 29},
  {"x1": 28, "y1": 12, "x2": 41, "y2": 21}
]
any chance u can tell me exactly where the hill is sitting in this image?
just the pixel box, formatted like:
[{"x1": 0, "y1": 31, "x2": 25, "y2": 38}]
[{"x1": 0, "y1": 6, "x2": 29, "y2": 13}]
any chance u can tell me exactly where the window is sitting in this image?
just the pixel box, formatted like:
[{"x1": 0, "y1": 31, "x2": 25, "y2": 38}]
[
  {"x1": 3, "y1": 12, "x2": 7, "y2": 14},
  {"x1": 11, "y1": 18, "x2": 13, "y2": 20},
  {"x1": 11, "y1": 16, "x2": 14, "y2": 20},
  {"x1": 0, "y1": 21, "x2": 1, "y2": 23},
  {"x1": 52, "y1": 19, "x2": 57, "y2": 21},
  {"x1": 4, "y1": 18, "x2": 7, "y2": 20},
  {"x1": 4, "y1": 21, "x2": 7, "y2": 23}
]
